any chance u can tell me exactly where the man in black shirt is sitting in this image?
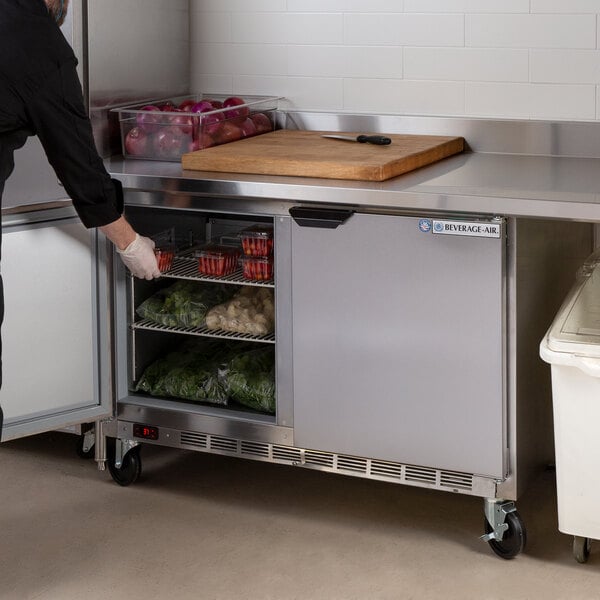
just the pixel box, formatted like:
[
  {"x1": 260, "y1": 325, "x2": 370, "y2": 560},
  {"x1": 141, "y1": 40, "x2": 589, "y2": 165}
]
[{"x1": 0, "y1": 0, "x2": 161, "y2": 432}]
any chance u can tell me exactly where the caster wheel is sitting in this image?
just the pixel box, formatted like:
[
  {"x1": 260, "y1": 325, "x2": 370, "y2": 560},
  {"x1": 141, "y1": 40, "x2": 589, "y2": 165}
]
[
  {"x1": 75, "y1": 434, "x2": 95, "y2": 459},
  {"x1": 573, "y1": 536, "x2": 591, "y2": 564},
  {"x1": 484, "y1": 511, "x2": 527, "y2": 559},
  {"x1": 107, "y1": 440, "x2": 142, "y2": 487}
]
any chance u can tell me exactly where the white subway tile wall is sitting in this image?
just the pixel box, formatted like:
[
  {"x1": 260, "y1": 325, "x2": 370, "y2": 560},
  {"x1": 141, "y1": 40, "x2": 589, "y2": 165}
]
[{"x1": 189, "y1": 1, "x2": 600, "y2": 121}]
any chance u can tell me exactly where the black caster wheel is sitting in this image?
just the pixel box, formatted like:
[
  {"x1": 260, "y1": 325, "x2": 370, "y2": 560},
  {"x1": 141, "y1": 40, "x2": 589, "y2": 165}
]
[
  {"x1": 75, "y1": 434, "x2": 95, "y2": 459},
  {"x1": 484, "y1": 511, "x2": 527, "y2": 559},
  {"x1": 107, "y1": 440, "x2": 142, "y2": 487},
  {"x1": 573, "y1": 536, "x2": 591, "y2": 564}
]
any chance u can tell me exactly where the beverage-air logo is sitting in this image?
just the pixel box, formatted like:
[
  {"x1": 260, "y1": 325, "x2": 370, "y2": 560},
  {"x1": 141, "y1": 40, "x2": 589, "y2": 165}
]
[
  {"x1": 431, "y1": 220, "x2": 501, "y2": 238},
  {"x1": 418, "y1": 219, "x2": 432, "y2": 233}
]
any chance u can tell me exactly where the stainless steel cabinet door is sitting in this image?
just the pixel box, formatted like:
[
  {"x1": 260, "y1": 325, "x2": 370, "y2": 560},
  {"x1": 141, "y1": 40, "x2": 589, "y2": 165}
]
[
  {"x1": 291, "y1": 211, "x2": 506, "y2": 477},
  {"x1": 0, "y1": 210, "x2": 112, "y2": 441}
]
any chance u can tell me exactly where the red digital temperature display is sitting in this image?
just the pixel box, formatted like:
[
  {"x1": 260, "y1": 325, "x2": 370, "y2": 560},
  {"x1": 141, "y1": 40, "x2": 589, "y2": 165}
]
[{"x1": 133, "y1": 423, "x2": 159, "y2": 441}]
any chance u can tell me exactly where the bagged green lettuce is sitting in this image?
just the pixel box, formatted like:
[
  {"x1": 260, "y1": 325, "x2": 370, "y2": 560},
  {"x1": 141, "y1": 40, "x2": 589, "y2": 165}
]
[
  {"x1": 136, "y1": 340, "x2": 276, "y2": 413},
  {"x1": 220, "y1": 346, "x2": 275, "y2": 414},
  {"x1": 136, "y1": 281, "x2": 236, "y2": 328},
  {"x1": 135, "y1": 340, "x2": 230, "y2": 405}
]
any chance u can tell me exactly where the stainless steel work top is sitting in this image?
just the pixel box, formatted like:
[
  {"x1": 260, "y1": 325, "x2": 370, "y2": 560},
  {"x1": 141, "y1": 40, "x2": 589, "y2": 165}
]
[
  {"x1": 102, "y1": 113, "x2": 600, "y2": 221},
  {"x1": 107, "y1": 150, "x2": 600, "y2": 222}
]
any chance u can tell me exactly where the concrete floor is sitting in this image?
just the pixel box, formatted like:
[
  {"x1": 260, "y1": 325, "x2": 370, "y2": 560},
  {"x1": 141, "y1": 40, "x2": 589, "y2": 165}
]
[{"x1": 1, "y1": 432, "x2": 599, "y2": 600}]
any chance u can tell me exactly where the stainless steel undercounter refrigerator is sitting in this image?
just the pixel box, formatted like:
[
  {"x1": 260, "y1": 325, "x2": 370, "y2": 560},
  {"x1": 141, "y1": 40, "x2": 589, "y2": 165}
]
[
  {"x1": 92, "y1": 174, "x2": 591, "y2": 560},
  {"x1": 94, "y1": 113, "x2": 600, "y2": 560}
]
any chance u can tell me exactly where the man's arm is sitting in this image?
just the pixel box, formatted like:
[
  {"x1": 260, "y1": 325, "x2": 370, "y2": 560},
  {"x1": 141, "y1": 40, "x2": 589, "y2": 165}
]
[
  {"x1": 21, "y1": 59, "x2": 160, "y2": 279},
  {"x1": 99, "y1": 216, "x2": 136, "y2": 251}
]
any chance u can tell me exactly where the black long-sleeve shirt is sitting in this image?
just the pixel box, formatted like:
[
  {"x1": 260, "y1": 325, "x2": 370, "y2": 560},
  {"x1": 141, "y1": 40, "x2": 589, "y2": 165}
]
[{"x1": 0, "y1": 0, "x2": 123, "y2": 228}]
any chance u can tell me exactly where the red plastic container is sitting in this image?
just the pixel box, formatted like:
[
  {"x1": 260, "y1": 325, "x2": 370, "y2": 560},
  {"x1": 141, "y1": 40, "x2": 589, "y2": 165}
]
[
  {"x1": 239, "y1": 225, "x2": 274, "y2": 257},
  {"x1": 196, "y1": 245, "x2": 241, "y2": 276},
  {"x1": 240, "y1": 256, "x2": 274, "y2": 281}
]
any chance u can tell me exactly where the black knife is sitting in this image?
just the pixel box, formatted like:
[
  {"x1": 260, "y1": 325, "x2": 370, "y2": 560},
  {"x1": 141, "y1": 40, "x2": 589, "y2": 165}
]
[{"x1": 322, "y1": 134, "x2": 392, "y2": 145}]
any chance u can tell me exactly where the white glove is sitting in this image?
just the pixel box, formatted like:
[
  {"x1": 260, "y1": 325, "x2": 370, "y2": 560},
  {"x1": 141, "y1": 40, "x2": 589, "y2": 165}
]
[{"x1": 116, "y1": 234, "x2": 161, "y2": 280}]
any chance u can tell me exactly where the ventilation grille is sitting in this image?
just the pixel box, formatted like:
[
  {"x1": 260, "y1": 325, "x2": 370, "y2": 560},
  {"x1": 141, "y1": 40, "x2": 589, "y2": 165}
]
[
  {"x1": 241, "y1": 441, "x2": 270, "y2": 458},
  {"x1": 370, "y1": 460, "x2": 403, "y2": 480},
  {"x1": 180, "y1": 431, "x2": 207, "y2": 448},
  {"x1": 337, "y1": 455, "x2": 368, "y2": 473},
  {"x1": 305, "y1": 451, "x2": 334, "y2": 468},
  {"x1": 405, "y1": 465, "x2": 437, "y2": 484},
  {"x1": 440, "y1": 471, "x2": 473, "y2": 491},
  {"x1": 273, "y1": 446, "x2": 302, "y2": 462},
  {"x1": 210, "y1": 435, "x2": 239, "y2": 453},
  {"x1": 177, "y1": 430, "x2": 474, "y2": 493}
]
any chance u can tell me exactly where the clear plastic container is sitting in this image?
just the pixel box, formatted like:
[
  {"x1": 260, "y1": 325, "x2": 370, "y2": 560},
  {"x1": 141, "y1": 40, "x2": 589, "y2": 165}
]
[
  {"x1": 154, "y1": 245, "x2": 175, "y2": 273},
  {"x1": 239, "y1": 225, "x2": 274, "y2": 257},
  {"x1": 112, "y1": 95, "x2": 280, "y2": 161},
  {"x1": 240, "y1": 256, "x2": 274, "y2": 281},
  {"x1": 195, "y1": 244, "x2": 241, "y2": 276}
]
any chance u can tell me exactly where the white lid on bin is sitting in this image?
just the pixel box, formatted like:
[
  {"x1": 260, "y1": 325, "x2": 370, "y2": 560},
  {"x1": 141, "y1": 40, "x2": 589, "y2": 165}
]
[{"x1": 542, "y1": 253, "x2": 600, "y2": 360}]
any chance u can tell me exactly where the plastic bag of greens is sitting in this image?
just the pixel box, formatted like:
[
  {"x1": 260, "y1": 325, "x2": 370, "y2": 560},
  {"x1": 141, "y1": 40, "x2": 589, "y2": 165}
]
[
  {"x1": 135, "y1": 340, "x2": 230, "y2": 404},
  {"x1": 135, "y1": 349, "x2": 183, "y2": 395},
  {"x1": 136, "y1": 281, "x2": 235, "y2": 328},
  {"x1": 221, "y1": 346, "x2": 276, "y2": 414}
]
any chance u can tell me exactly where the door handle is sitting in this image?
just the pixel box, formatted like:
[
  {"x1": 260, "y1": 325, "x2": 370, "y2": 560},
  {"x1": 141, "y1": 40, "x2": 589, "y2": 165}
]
[{"x1": 289, "y1": 207, "x2": 354, "y2": 229}]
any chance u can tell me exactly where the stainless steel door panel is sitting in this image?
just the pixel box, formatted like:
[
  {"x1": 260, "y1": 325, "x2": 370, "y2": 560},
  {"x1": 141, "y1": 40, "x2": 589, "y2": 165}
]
[
  {"x1": 0, "y1": 211, "x2": 112, "y2": 441},
  {"x1": 291, "y1": 212, "x2": 505, "y2": 477}
]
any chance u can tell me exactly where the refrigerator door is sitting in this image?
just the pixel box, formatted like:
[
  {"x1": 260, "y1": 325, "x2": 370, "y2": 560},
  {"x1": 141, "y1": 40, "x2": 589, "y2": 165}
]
[
  {"x1": 0, "y1": 205, "x2": 112, "y2": 441},
  {"x1": 291, "y1": 211, "x2": 506, "y2": 478}
]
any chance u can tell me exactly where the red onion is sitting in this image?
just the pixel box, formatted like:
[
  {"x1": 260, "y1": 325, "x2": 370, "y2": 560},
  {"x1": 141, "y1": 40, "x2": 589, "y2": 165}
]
[
  {"x1": 124, "y1": 126, "x2": 150, "y2": 156},
  {"x1": 239, "y1": 118, "x2": 257, "y2": 138},
  {"x1": 153, "y1": 126, "x2": 185, "y2": 159},
  {"x1": 169, "y1": 108, "x2": 194, "y2": 135},
  {"x1": 223, "y1": 96, "x2": 249, "y2": 124},
  {"x1": 136, "y1": 105, "x2": 162, "y2": 132},
  {"x1": 190, "y1": 100, "x2": 215, "y2": 114},
  {"x1": 250, "y1": 112, "x2": 273, "y2": 134},
  {"x1": 214, "y1": 121, "x2": 242, "y2": 145},
  {"x1": 179, "y1": 99, "x2": 197, "y2": 112}
]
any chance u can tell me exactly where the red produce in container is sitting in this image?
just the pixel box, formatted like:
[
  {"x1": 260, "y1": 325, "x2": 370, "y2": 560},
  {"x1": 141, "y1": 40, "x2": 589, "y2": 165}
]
[
  {"x1": 195, "y1": 245, "x2": 241, "y2": 277},
  {"x1": 169, "y1": 108, "x2": 194, "y2": 135},
  {"x1": 159, "y1": 101, "x2": 176, "y2": 111},
  {"x1": 195, "y1": 132, "x2": 215, "y2": 150},
  {"x1": 239, "y1": 117, "x2": 257, "y2": 138},
  {"x1": 154, "y1": 246, "x2": 175, "y2": 272},
  {"x1": 213, "y1": 120, "x2": 242, "y2": 145},
  {"x1": 250, "y1": 112, "x2": 273, "y2": 134},
  {"x1": 223, "y1": 96, "x2": 249, "y2": 124},
  {"x1": 136, "y1": 105, "x2": 162, "y2": 133},
  {"x1": 239, "y1": 225, "x2": 274, "y2": 256},
  {"x1": 124, "y1": 126, "x2": 150, "y2": 156},
  {"x1": 153, "y1": 126, "x2": 186, "y2": 159},
  {"x1": 179, "y1": 98, "x2": 197, "y2": 112},
  {"x1": 197, "y1": 109, "x2": 225, "y2": 137},
  {"x1": 190, "y1": 100, "x2": 214, "y2": 114},
  {"x1": 240, "y1": 256, "x2": 273, "y2": 281}
]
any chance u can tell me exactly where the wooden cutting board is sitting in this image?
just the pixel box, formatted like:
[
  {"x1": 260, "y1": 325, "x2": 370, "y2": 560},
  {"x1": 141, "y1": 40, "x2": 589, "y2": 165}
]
[{"x1": 181, "y1": 130, "x2": 464, "y2": 182}]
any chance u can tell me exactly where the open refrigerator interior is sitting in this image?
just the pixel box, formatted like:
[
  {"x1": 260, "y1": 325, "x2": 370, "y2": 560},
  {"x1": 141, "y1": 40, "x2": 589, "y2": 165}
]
[{"x1": 122, "y1": 206, "x2": 277, "y2": 423}]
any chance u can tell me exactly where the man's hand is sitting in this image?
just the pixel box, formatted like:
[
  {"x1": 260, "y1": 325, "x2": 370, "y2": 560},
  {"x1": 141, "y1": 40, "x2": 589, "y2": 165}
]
[
  {"x1": 116, "y1": 233, "x2": 161, "y2": 280},
  {"x1": 100, "y1": 216, "x2": 161, "y2": 280}
]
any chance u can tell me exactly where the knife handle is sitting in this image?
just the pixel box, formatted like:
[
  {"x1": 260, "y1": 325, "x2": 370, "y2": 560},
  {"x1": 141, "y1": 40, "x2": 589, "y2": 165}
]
[{"x1": 357, "y1": 135, "x2": 392, "y2": 145}]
